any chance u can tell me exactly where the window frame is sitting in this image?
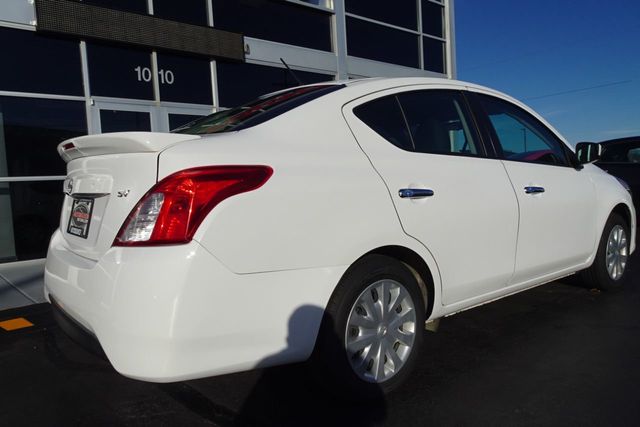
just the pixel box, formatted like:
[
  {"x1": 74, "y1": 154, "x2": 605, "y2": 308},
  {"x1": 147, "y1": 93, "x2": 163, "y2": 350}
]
[
  {"x1": 468, "y1": 92, "x2": 575, "y2": 168},
  {"x1": 343, "y1": 0, "x2": 448, "y2": 74}
]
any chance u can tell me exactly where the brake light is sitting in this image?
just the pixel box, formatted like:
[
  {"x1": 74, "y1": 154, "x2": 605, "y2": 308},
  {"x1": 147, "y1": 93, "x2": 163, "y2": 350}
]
[{"x1": 114, "y1": 165, "x2": 273, "y2": 246}]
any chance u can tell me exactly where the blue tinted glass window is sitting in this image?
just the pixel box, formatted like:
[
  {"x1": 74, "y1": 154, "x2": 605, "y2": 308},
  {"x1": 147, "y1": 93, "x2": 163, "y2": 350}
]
[
  {"x1": 0, "y1": 97, "x2": 87, "y2": 177},
  {"x1": 100, "y1": 110, "x2": 151, "y2": 133},
  {"x1": 423, "y1": 37, "x2": 445, "y2": 73},
  {"x1": 345, "y1": 0, "x2": 417, "y2": 30},
  {"x1": 87, "y1": 43, "x2": 154, "y2": 100},
  {"x1": 0, "y1": 27, "x2": 82, "y2": 96},
  {"x1": 422, "y1": 1, "x2": 444, "y2": 37},
  {"x1": 347, "y1": 17, "x2": 419, "y2": 68},
  {"x1": 157, "y1": 53, "x2": 213, "y2": 104},
  {"x1": 213, "y1": 0, "x2": 332, "y2": 51}
]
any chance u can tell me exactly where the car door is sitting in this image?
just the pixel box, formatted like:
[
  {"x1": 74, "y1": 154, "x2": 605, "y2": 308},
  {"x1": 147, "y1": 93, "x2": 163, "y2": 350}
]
[
  {"x1": 343, "y1": 87, "x2": 519, "y2": 305},
  {"x1": 470, "y1": 92, "x2": 598, "y2": 285}
]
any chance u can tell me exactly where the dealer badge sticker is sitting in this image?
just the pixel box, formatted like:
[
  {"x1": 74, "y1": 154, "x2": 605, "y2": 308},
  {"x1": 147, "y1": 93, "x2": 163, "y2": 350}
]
[{"x1": 67, "y1": 198, "x2": 94, "y2": 239}]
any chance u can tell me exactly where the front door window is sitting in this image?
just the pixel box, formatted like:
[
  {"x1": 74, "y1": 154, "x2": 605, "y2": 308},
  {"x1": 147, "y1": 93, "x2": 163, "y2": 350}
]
[{"x1": 478, "y1": 95, "x2": 569, "y2": 166}]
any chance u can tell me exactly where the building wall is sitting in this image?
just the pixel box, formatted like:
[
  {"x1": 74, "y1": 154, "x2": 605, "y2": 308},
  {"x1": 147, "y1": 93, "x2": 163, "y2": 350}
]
[{"x1": 0, "y1": 0, "x2": 454, "y2": 264}]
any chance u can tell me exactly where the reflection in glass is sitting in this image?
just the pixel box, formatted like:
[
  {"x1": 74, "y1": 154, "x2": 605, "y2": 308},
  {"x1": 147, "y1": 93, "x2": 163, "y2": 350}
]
[
  {"x1": 168, "y1": 114, "x2": 206, "y2": 131},
  {"x1": 480, "y1": 95, "x2": 568, "y2": 166}
]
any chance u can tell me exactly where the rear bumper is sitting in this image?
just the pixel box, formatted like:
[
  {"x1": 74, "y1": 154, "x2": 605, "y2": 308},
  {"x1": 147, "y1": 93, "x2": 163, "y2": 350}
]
[{"x1": 44, "y1": 229, "x2": 344, "y2": 382}]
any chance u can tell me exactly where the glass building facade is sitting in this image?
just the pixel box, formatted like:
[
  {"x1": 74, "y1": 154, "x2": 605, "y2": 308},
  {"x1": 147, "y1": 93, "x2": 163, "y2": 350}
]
[{"x1": 0, "y1": 0, "x2": 454, "y2": 264}]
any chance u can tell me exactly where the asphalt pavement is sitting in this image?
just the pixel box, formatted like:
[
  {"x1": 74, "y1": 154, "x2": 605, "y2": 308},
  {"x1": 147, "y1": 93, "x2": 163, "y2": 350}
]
[{"x1": 1, "y1": 254, "x2": 639, "y2": 426}]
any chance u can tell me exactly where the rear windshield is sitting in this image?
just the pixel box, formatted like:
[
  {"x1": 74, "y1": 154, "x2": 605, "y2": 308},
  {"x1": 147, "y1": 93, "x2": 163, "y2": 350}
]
[{"x1": 173, "y1": 84, "x2": 344, "y2": 135}]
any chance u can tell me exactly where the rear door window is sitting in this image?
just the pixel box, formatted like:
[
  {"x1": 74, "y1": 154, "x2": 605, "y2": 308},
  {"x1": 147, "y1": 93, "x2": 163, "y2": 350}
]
[
  {"x1": 353, "y1": 89, "x2": 483, "y2": 156},
  {"x1": 353, "y1": 95, "x2": 413, "y2": 151},
  {"x1": 397, "y1": 90, "x2": 482, "y2": 156}
]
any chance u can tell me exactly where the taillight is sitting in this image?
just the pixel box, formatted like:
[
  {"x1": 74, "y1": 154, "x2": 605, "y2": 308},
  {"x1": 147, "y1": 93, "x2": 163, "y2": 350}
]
[{"x1": 114, "y1": 165, "x2": 273, "y2": 246}]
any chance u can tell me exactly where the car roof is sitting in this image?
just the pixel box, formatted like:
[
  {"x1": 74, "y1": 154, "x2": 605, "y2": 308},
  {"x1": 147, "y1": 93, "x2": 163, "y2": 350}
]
[
  {"x1": 330, "y1": 76, "x2": 519, "y2": 106},
  {"x1": 323, "y1": 77, "x2": 573, "y2": 151},
  {"x1": 340, "y1": 76, "x2": 490, "y2": 91}
]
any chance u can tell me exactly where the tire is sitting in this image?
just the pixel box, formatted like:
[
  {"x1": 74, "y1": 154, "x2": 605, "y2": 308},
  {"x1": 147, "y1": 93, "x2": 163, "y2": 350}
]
[
  {"x1": 580, "y1": 212, "x2": 630, "y2": 291},
  {"x1": 311, "y1": 254, "x2": 426, "y2": 399}
]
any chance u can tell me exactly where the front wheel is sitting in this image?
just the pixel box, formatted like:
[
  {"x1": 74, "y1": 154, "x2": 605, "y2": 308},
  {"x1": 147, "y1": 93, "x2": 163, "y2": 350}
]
[
  {"x1": 581, "y1": 212, "x2": 630, "y2": 291},
  {"x1": 311, "y1": 255, "x2": 426, "y2": 399}
]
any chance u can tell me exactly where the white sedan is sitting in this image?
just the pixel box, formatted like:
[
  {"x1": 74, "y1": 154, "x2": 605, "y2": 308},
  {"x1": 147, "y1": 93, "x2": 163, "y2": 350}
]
[{"x1": 45, "y1": 77, "x2": 635, "y2": 397}]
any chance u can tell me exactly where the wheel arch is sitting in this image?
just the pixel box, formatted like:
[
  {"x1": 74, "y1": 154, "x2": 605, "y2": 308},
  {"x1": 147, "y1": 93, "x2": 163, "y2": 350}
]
[
  {"x1": 580, "y1": 201, "x2": 635, "y2": 291},
  {"x1": 601, "y1": 201, "x2": 636, "y2": 254},
  {"x1": 361, "y1": 245, "x2": 436, "y2": 319},
  {"x1": 612, "y1": 202, "x2": 632, "y2": 230},
  {"x1": 586, "y1": 200, "x2": 636, "y2": 269}
]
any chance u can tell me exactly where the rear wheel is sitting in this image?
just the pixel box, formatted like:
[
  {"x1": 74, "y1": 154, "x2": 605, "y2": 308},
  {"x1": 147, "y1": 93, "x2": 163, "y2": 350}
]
[
  {"x1": 312, "y1": 255, "x2": 426, "y2": 399},
  {"x1": 581, "y1": 213, "x2": 630, "y2": 291}
]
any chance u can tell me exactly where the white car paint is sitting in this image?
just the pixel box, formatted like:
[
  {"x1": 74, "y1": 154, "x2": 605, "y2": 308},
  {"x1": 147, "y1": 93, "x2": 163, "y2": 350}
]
[
  {"x1": 44, "y1": 77, "x2": 636, "y2": 382},
  {"x1": 342, "y1": 84, "x2": 520, "y2": 305}
]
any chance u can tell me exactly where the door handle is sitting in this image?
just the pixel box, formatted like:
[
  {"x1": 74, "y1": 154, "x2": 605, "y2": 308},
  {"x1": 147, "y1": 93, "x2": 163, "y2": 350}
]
[
  {"x1": 524, "y1": 186, "x2": 545, "y2": 194},
  {"x1": 399, "y1": 188, "x2": 435, "y2": 199}
]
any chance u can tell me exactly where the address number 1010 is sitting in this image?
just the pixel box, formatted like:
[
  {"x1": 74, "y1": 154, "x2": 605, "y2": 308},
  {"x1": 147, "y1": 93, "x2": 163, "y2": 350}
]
[{"x1": 134, "y1": 66, "x2": 175, "y2": 85}]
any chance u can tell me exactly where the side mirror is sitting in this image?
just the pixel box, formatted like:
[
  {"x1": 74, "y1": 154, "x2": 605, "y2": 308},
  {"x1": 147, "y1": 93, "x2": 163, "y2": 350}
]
[{"x1": 575, "y1": 142, "x2": 601, "y2": 164}]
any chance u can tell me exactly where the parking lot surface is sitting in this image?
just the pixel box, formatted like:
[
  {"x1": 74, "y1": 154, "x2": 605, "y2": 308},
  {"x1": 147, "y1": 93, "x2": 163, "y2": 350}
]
[{"x1": 1, "y1": 255, "x2": 639, "y2": 426}]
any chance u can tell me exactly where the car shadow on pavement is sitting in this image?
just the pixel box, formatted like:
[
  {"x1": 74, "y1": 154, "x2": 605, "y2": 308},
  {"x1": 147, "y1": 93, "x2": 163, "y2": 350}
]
[{"x1": 162, "y1": 305, "x2": 388, "y2": 427}]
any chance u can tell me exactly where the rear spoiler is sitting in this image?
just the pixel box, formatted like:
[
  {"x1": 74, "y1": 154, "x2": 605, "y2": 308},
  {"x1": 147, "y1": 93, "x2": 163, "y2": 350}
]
[{"x1": 57, "y1": 132, "x2": 201, "y2": 163}]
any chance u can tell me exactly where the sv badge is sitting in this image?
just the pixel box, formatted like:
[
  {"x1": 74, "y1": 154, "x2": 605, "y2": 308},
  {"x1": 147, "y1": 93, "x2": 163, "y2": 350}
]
[{"x1": 117, "y1": 190, "x2": 130, "y2": 198}]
